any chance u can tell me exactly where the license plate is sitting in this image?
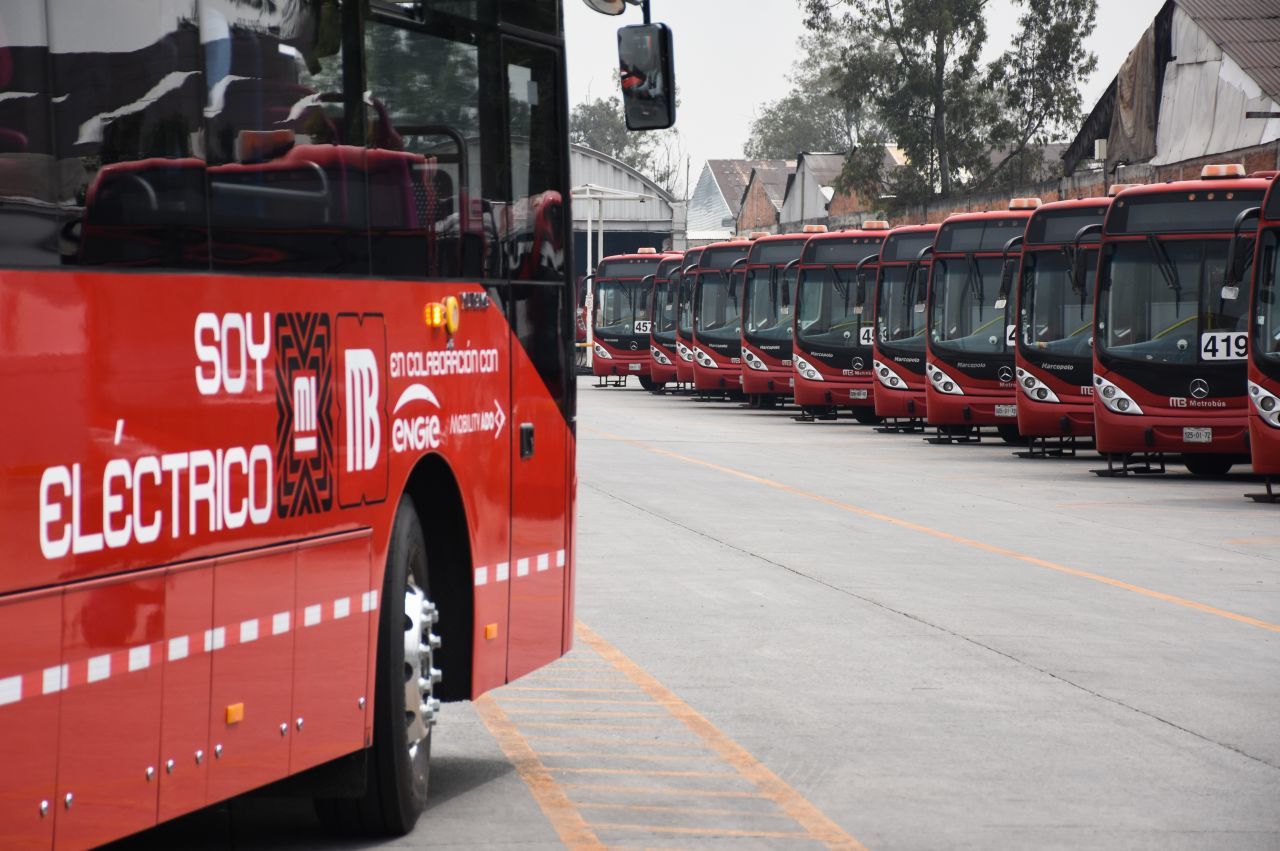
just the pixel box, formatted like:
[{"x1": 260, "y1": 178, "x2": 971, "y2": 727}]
[
  {"x1": 995, "y1": 404, "x2": 1017, "y2": 418},
  {"x1": 849, "y1": 389, "x2": 868, "y2": 400},
  {"x1": 628, "y1": 363, "x2": 642, "y2": 371},
  {"x1": 1183, "y1": 427, "x2": 1212, "y2": 443},
  {"x1": 789, "y1": 378, "x2": 794, "y2": 387}
]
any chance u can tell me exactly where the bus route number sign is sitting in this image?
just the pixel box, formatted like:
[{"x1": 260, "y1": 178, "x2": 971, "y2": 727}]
[
  {"x1": 1199, "y1": 331, "x2": 1246, "y2": 361},
  {"x1": 634, "y1": 320, "x2": 652, "y2": 334},
  {"x1": 858, "y1": 326, "x2": 875, "y2": 347}
]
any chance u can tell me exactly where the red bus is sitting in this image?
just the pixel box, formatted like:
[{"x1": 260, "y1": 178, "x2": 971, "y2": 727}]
[
  {"x1": 925, "y1": 200, "x2": 1039, "y2": 443},
  {"x1": 741, "y1": 231, "x2": 812, "y2": 408},
  {"x1": 672, "y1": 246, "x2": 705, "y2": 384},
  {"x1": 0, "y1": 0, "x2": 592, "y2": 846},
  {"x1": 647, "y1": 252, "x2": 686, "y2": 388},
  {"x1": 872, "y1": 225, "x2": 939, "y2": 425},
  {"x1": 692, "y1": 239, "x2": 753, "y2": 394},
  {"x1": 1247, "y1": 175, "x2": 1280, "y2": 495},
  {"x1": 792, "y1": 224, "x2": 891, "y2": 421},
  {"x1": 1092, "y1": 166, "x2": 1271, "y2": 476},
  {"x1": 1013, "y1": 196, "x2": 1112, "y2": 453},
  {"x1": 591, "y1": 248, "x2": 666, "y2": 387}
]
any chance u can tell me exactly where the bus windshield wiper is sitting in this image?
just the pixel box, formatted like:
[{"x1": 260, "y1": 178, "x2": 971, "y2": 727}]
[
  {"x1": 1146, "y1": 234, "x2": 1181, "y2": 316},
  {"x1": 965, "y1": 253, "x2": 984, "y2": 305},
  {"x1": 828, "y1": 264, "x2": 852, "y2": 312}
]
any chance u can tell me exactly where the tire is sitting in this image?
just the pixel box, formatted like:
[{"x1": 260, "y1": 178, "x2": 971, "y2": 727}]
[
  {"x1": 316, "y1": 496, "x2": 437, "y2": 836},
  {"x1": 997, "y1": 424, "x2": 1027, "y2": 445},
  {"x1": 758, "y1": 395, "x2": 778, "y2": 410},
  {"x1": 851, "y1": 409, "x2": 883, "y2": 425},
  {"x1": 1183, "y1": 454, "x2": 1233, "y2": 477},
  {"x1": 638, "y1": 375, "x2": 660, "y2": 392}
]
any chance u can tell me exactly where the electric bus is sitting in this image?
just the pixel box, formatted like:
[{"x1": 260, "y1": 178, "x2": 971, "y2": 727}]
[
  {"x1": 873, "y1": 225, "x2": 939, "y2": 424},
  {"x1": 925, "y1": 200, "x2": 1040, "y2": 442},
  {"x1": 1013, "y1": 195, "x2": 1114, "y2": 451},
  {"x1": 692, "y1": 239, "x2": 753, "y2": 394},
  {"x1": 673, "y1": 246, "x2": 705, "y2": 384},
  {"x1": 592, "y1": 248, "x2": 665, "y2": 387},
  {"x1": 1247, "y1": 172, "x2": 1280, "y2": 494},
  {"x1": 741, "y1": 231, "x2": 812, "y2": 407},
  {"x1": 647, "y1": 251, "x2": 686, "y2": 388},
  {"x1": 1092, "y1": 166, "x2": 1272, "y2": 475},
  {"x1": 792, "y1": 224, "x2": 892, "y2": 421}
]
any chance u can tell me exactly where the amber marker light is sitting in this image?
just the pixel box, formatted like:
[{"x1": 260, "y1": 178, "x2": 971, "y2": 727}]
[
  {"x1": 424, "y1": 301, "x2": 446, "y2": 329},
  {"x1": 1201, "y1": 163, "x2": 1245, "y2": 179}
]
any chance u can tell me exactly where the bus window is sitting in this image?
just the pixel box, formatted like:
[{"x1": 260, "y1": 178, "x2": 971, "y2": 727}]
[
  {"x1": 49, "y1": 0, "x2": 209, "y2": 270},
  {"x1": 506, "y1": 40, "x2": 566, "y2": 282},
  {"x1": 205, "y1": 0, "x2": 369, "y2": 275},
  {"x1": 501, "y1": 0, "x2": 559, "y2": 33}
]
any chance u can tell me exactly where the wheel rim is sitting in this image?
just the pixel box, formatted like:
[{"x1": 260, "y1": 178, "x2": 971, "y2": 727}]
[{"x1": 403, "y1": 575, "x2": 441, "y2": 760}]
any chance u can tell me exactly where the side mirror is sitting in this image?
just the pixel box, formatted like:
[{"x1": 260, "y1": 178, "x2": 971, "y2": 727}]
[
  {"x1": 1224, "y1": 206, "x2": 1262, "y2": 295},
  {"x1": 1071, "y1": 223, "x2": 1103, "y2": 296},
  {"x1": 998, "y1": 260, "x2": 1016, "y2": 308},
  {"x1": 618, "y1": 23, "x2": 676, "y2": 131},
  {"x1": 914, "y1": 266, "x2": 929, "y2": 311},
  {"x1": 583, "y1": 0, "x2": 627, "y2": 13},
  {"x1": 781, "y1": 259, "x2": 799, "y2": 308}
]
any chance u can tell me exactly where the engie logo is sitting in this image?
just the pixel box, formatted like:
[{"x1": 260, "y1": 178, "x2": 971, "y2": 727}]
[
  {"x1": 337, "y1": 314, "x2": 389, "y2": 509},
  {"x1": 391, "y1": 384, "x2": 443, "y2": 453}
]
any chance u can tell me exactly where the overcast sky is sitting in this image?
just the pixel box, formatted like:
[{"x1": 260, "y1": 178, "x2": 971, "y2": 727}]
[{"x1": 565, "y1": 1, "x2": 1166, "y2": 195}]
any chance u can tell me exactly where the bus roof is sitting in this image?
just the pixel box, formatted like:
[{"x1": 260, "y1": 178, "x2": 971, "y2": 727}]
[
  {"x1": 934, "y1": 209, "x2": 1034, "y2": 254},
  {"x1": 746, "y1": 232, "x2": 809, "y2": 263},
  {"x1": 1266, "y1": 177, "x2": 1280, "y2": 223},
  {"x1": 1022, "y1": 197, "x2": 1110, "y2": 246},
  {"x1": 1104, "y1": 175, "x2": 1273, "y2": 235},
  {"x1": 879, "y1": 224, "x2": 940, "y2": 263}
]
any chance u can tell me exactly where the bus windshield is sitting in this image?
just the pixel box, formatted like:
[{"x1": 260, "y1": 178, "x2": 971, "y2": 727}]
[
  {"x1": 1020, "y1": 248, "x2": 1096, "y2": 359},
  {"x1": 930, "y1": 256, "x2": 1011, "y2": 354},
  {"x1": 797, "y1": 266, "x2": 871, "y2": 347},
  {"x1": 745, "y1": 266, "x2": 797, "y2": 341},
  {"x1": 1098, "y1": 238, "x2": 1250, "y2": 365},
  {"x1": 1257, "y1": 230, "x2": 1280, "y2": 366},
  {"x1": 595, "y1": 278, "x2": 652, "y2": 335},
  {"x1": 876, "y1": 265, "x2": 926, "y2": 351},
  {"x1": 696, "y1": 271, "x2": 743, "y2": 343}
]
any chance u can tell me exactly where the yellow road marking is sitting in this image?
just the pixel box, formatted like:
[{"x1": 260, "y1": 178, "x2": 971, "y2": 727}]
[
  {"x1": 473, "y1": 695, "x2": 604, "y2": 850},
  {"x1": 587, "y1": 427, "x2": 1280, "y2": 635},
  {"x1": 503, "y1": 709, "x2": 670, "y2": 718},
  {"x1": 560, "y1": 783, "x2": 764, "y2": 799},
  {"x1": 550, "y1": 767, "x2": 738, "y2": 778},
  {"x1": 592, "y1": 822, "x2": 811, "y2": 839},
  {"x1": 504, "y1": 686, "x2": 638, "y2": 694},
  {"x1": 576, "y1": 623, "x2": 868, "y2": 850},
  {"x1": 498, "y1": 696, "x2": 657, "y2": 706},
  {"x1": 521, "y1": 734, "x2": 710, "y2": 750},
  {"x1": 537, "y1": 751, "x2": 723, "y2": 763},
  {"x1": 517, "y1": 720, "x2": 673, "y2": 729},
  {"x1": 575, "y1": 801, "x2": 794, "y2": 819}
]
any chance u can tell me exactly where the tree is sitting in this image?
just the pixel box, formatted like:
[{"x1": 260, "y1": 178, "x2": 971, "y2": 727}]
[
  {"x1": 570, "y1": 96, "x2": 687, "y2": 197},
  {"x1": 743, "y1": 35, "x2": 864, "y2": 159}
]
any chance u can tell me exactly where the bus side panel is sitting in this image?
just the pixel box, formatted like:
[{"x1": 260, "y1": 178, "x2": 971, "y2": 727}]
[
  {"x1": 158, "y1": 561, "x2": 215, "y2": 822},
  {"x1": 562, "y1": 428, "x2": 577, "y2": 654},
  {"x1": 0, "y1": 590, "x2": 62, "y2": 849}
]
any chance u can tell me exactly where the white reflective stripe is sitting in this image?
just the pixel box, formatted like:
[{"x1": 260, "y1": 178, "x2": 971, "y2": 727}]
[
  {"x1": 334, "y1": 597, "x2": 351, "y2": 619},
  {"x1": 204, "y1": 627, "x2": 226, "y2": 651},
  {"x1": 0, "y1": 675, "x2": 20, "y2": 706},
  {"x1": 43, "y1": 665, "x2": 68, "y2": 694},
  {"x1": 537, "y1": 553, "x2": 549, "y2": 572},
  {"x1": 169, "y1": 635, "x2": 190, "y2": 661},
  {"x1": 496, "y1": 562, "x2": 510, "y2": 582},
  {"x1": 556, "y1": 549, "x2": 565, "y2": 568},
  {"x1": 304, "y1": 605, "x2": 322, "y2": 627},
  {"x1": 240, "y1": 620, "x2": 259, "y2": 644},
  {"x1": 87, "y1": 655, "x2": 111, "y2": 683},
  {"x1": 361, "y1": 590, "x2": 379, "y2": 612},
  {"x1": 474, "y1": 566, "x2": 488, "y2": 587},
  {"x1": 128, "y1": 645, "x2": 151, "y2": 672},
  {"x1": 272, "y1": 612, "x2": 291, "y2": 635},
  {"x1": 516, "y1": 558, "x2": 530, "y2": 577}
]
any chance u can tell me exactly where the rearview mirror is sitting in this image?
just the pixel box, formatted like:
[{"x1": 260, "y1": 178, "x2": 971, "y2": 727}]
[
  {"x1": 618, "y1": 23, "x2": 676, "y2": 131},
  {"x1": 583, "y1": 0, "x2": 627, "y2": 14}
]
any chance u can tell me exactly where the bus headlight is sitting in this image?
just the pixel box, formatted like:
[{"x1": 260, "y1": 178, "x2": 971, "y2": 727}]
[
  {"x1": 742, "y1": 347, "x2": 769, "y2": 371},
  {"x1": 593, "y1": 342, "x2": 611, "y2": 359},
  {"x1": 1093, "y1": 374, "x2": 1143, "y2": 415},
  {"x1": 926, "y1": 363, "x2": 964, "y2": 395},
  {"x1": 1248, "y1": 381, "x2": 1280, "y2": 428},
  {"x1": 1015, "y1": 367, "x2": 1060, "y2": 403},
  {"x1": 793, "y1": 353, "x2": 823, "y2": 381},
  {"x1": 694, "y1": 347, "x2": 717, "y2": 368},
  {"x1": 676, "y1": 341, "x2": 694, "y2": 362},
  {"x1": 650, "y1": 345, "x2": 672, "y2": 366},
  {"x1": 873, "y1": 359, "x2": 908, "y2": 390}
]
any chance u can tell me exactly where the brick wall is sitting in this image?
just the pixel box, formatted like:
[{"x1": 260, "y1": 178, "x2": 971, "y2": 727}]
[{"x1": 735, "y1": 180, "x2": 782, "y2": 234}]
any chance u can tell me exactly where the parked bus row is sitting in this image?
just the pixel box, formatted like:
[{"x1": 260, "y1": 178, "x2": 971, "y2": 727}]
[{"x1": 587, "y1": 165, "x2": 1280, "y2": 491}]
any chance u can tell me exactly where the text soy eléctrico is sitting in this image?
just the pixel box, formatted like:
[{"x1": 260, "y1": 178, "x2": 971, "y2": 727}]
[{"x1": 390, "y1": 347, "x2": 500, "y2": 379}]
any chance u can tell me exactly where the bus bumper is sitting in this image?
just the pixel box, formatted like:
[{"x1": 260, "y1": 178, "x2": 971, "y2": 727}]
[
  {"x1": 925, "y1": 387, "x2": 1018, "y2": 427},
  {"x1": 593, "y1": 355, "x2": 648, "y2": 378},
  {"x1": 1016, "y1": 397, "x2": 1094, "y2": 439},
  {"x1": 793, "y1": 375, "x2": 874, "y2": 409},
  {"x1": 874, "y1": 386, "x2": 926, "y2": 419},
  {"x1": 742, "y1": 368, "x2": 792, "y2": 396},
  {"x1": 1095, "y1": 408, "x2": 1248, "y2": 455}
]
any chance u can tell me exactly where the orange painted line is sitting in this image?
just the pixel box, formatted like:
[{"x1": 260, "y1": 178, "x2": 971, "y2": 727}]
[
  {"x1": 560, "y1": 783, "x2": 764, "y2": 800},
  {"x1": 516, "y1": 720, "x2": 673, "y2": 729},
  {"x1": 523, "y1": 733, "x2": 710, "y2": 749},
  {"x1": 549, "y1": 767, "x2": 738, "y2": 779},
  {"x1": 587, "y1": 427, "x2": 1280, "y2": 635},
  {"x1": 498, "y1": 696, "x2": 656, "y2": 706},
  {"x1": 472, "y1": 695, "x2": 604, "y2": 850},
  {"x1": 576, "y1": 801, "x2": 793, "y2": 819},
  {"x1": 591, "y1": 822, "x2": 811, "y2": 839},
  {"x1": 504, "y1": 686, "x2": 639, "y2": 694},
  {"x1": 576, "y1": 623, "x2": 868, "y2": 851},
  {"x1": 535, "y1": 751, "x2": 721, "y2": 763},
  {"x1": 503, "y1": 709, "x2": 670, "y2": 718}
]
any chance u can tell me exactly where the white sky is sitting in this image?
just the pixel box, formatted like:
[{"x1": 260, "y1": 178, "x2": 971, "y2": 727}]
[{"x1": 565, "y1": 1, "x2": 1166, "y2": 196}]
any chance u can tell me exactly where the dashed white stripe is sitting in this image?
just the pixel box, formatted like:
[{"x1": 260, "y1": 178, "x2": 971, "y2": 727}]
[
  {"x1": 516, "y1": 558, "x2": 530, "y2": 577},
  {"x1": 204, "y1": 627, "x2": 226, "y2": 652},
  {"x1": 497, "y1": 562, "x2": 510, "y2": 582},
  {"x1": 304, "y1": 605, "x2": 322, "y2": 627},
  {"x1": 128, "y1": 645, "x2": 151, "y2": 672},
  {"x1": 334, "y1": 597, "x2": 351, "y2": 619},
  {"x1": 361, "y1": 591, "x2": 378, "y2": 613},
  {"x1": 556, "y1": 549, "x2": 566, "y2": 568},
  {"x1": 536, "y1": 553, "x2": 549, "y2": 572},
  {"x1": 272, "y1": 611, "x2": 291, "y2": 635},
  {"x1": 0, "y1": 675, "x2": 20, "y2": 706},
  {"x1": 43, "y1": 665, "x2": 68, "y2": 695},
  {"x1": 169, "y1": 635, "x2": 189, "y2": 662},
  {"x1": 240, "y1": 619, "x2": 259, "y2": 644},
  {"x1": 87, "y1": 654, "x2": 111, "y2": 683},
  {"x1": 474, "y1": 566, "x2": 488, "y2": 587}
]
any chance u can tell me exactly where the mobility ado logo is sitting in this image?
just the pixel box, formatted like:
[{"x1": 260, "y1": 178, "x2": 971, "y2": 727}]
[{"x1": 390, "y1": 383, "x2": 507, "y2": 454}]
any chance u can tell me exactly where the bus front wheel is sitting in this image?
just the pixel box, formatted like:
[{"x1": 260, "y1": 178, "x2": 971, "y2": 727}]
[
  {"x1": 852, "y1": 409, "x2": 883, "y2": 425},
  {"x1": 638, "y1": 375, "x2": 664, "y2": 393},
  {"x1": 1183, "y1": 454, "x2": 1233, "y2": 477}
]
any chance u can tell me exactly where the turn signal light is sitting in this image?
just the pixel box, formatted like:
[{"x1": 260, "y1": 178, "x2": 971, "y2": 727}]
[
  {"x1": 1009, "y1": 197, "x2": 1042, "y2": 210},
  {"x1": 1201, "y1": 164, "x2": 1245, "y2": 179},
  {"x1": 862, "y1": 220, "x2": 890, "y2": 230},
  {"x1": 1108, "y1": 183, "x2": 1143, "y2": 196},
  {"x1": 424, "y1": 301, "x2": 446, "y2": 328},
  {"x1": 802, "y1": 224, "x2": 828, "y2": 234}
]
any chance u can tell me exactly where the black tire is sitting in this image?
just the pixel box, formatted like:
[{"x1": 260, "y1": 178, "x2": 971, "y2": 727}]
[
  {"x1": 1183, "y1": 454, "x2": 1233, "y2": 477},
  {"x1": 851, "y1": 409, "x2": 883, "y2": 425},
  {"x1": 638, "y1": 375, "x2": 660, "y2": 392},
  {"x1": 317, "y1": 496, "x2": 435, "y2": 836},
  {"x1": 997, "y1": 424, "x2": 1027, "y2": 445},
  {"x1": 758, "y1": 395, "x2": 779, "y2": 410}
]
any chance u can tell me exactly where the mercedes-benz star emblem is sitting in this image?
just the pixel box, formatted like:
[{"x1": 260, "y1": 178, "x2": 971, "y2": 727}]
[
  {"x1": 1190, "y1": 378, "x2": 1209, "y2": 399},
  {"x1": 629, "y1": 341, "x2": 638, "y2": 350},
  {"x1": 852, "y1": 357, "x2": 864, "y2": 370},
  {"x1": 997, "y1": 366, "x2": 1014, "y2": 382}
]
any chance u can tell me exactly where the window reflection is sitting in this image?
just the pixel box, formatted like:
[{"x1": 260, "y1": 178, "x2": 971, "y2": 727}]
[{"x1": 506, "y1": 41, "x2": 565, "y2": 281}]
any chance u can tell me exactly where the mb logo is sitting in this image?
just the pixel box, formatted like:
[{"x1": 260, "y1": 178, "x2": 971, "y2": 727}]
[{"x1": 337, "y1": 314, "x2": 389, "y2": 508}]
